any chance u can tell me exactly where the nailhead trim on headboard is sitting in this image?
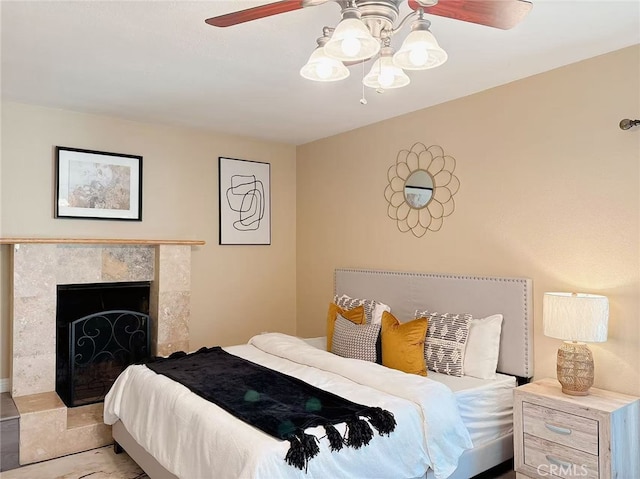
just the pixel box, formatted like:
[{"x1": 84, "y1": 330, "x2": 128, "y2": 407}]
[{"x1": 333, "y1": 268, "x2": 533, "y2": 378}]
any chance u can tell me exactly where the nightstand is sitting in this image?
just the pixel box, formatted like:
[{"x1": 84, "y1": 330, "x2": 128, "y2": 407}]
[{"x1": 514, "y1": 378, "x2": 639, "y2": 479}]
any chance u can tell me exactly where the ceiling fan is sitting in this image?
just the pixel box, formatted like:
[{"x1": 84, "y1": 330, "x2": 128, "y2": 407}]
[
  {"x1": 205, "y1": 0, "x2": 533, "y2": 90},
  {"x1": 205, "y1": 0, "x2": 532, "y2": 31}
]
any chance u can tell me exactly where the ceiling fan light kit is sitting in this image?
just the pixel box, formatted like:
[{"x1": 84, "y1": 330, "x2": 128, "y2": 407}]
[
  {"x1": 303, "y1": 1, "x2": 444, "y2": 90},
  {"x1": 206, "y1": 0, "x2": 533, "y2": 93}
]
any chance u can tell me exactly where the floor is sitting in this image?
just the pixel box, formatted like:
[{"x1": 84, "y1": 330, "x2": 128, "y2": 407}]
[
  {"x1": 475, "y1": 461, "x2": 516, "y2": 479},
  {"x1": 0, "y1": 446, "x2": 148, "y2": 479},
  {"x1": 0, "y1": 445, "x2": 515, "y2": 479}
]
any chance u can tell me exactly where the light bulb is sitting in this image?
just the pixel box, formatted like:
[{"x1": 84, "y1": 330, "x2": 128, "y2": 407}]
[
  {"x1": 409, "y1": 47, "x2": 429, "y2": 67},
  {"x1": 315, "y1": 62, "x2": 332, "y2": 80},
  {"x1": 300, "y1": 45, "x2": 350, "y2": 82},
  {"x1": 378, "y1": 69, "x2": 394, "y2": 88},
  {"x1": 393, "y1": 23, "x2": 447, "y2": 71},
  {"x1": 324, "y1": 9, "x2": 380, "y2": 62},
  {"x1": 363, "y1": 47, "x2": 410, "y2": 90},
  {"x1": 341, "y1": 37, "x2": 361, "y2": 57}
]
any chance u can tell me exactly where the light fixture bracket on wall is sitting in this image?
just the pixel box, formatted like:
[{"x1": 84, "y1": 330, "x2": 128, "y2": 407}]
[{"x1": 619, "y1": 118, "x2": 640, "y2": 130}]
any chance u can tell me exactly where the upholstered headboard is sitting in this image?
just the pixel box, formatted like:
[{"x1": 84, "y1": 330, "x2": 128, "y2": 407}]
[{"x1": 334, "y1": 268, "x2": 533, "y2": 378}]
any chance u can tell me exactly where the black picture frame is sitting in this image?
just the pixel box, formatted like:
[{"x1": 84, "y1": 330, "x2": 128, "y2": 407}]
[
  {"x1": 55, "y1": 146, "x2": 143, "y2": 221},
  {"x1": 218, "y1": 157, "x2": 271, "y2": 245}
]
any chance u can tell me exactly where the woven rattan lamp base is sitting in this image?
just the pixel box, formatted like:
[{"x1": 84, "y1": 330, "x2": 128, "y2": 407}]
[{"x1": 556, "y1": 341, "x2": 594, "y2": 396}]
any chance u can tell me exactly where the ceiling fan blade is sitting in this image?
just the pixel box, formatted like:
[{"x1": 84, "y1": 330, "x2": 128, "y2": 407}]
[
  {"x1": 205, "y1": 0, "x2": 304, "y2": 28},
  {"x1": 408, "y1": 0, "x2": 533, "y2": 30}
]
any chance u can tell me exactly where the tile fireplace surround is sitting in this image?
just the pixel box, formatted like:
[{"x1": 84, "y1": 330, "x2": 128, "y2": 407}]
[{"x1": 1, "y1": 238, "x2": 204, "y2": 465}]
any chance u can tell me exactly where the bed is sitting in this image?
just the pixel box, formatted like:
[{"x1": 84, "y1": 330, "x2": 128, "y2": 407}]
[{"x1": 104, "y1": 268, "x2": 533, "y2": 479}]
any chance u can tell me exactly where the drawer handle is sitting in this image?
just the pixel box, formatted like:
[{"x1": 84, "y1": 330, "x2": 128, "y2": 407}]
[
  {"x1": 546, "y1": 455, "x2": 573, "y2": 469},
  {"x1": 544, "y1": 423, "x2": 572, "y2": 435}
]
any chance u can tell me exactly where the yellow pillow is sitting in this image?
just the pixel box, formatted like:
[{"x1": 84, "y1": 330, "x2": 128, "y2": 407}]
[
  {"x1": 326, "y1": 303, "x2": 366, "y2": 352},
  {"x1": 381, "y1": 311, "x2": 428, "y2": 376}
]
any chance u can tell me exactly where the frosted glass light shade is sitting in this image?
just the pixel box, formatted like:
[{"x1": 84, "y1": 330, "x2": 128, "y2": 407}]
[
  {"x1": 393, "y1": 29, "x2": 448, "y2": 70},
  {"x1": 543, "y1": 292, "x2": 609, "y2": 342},
  {"x1": 300, "y1": 47, "x2": 350, "y2": 82},
  {"x1": 363, "y1": 54, "x2": 410, "y2": 90},
  {"x1": 324, "y1": 18, "x2": 380, "y2": 62}
]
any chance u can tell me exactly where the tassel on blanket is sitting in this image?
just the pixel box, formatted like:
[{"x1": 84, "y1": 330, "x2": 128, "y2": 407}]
[
  {"x1": 285, "y1": 432, "x2": 319, "y2": 471},
  {"x1": 346, "y1": 416, "x2": 374, "y2": 449},
  {"x1": 285, "y1": 436, "x2": 305, "y2": 470},
  {"x1": 363, "y1": 407, "x2": 396, "y2": 436},
  {"x1": 301, "y1": 432, "x2": 319, "y2": 457},
  {"x1": 324, "y1": 424, "x2": 344, "y2": 451}
]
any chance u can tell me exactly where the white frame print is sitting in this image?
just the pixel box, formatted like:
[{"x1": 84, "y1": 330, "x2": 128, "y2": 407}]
[
  {"x1": 218, "y1": 157, "x2": 271, "y2": 245},
  {"x1": 55, "y1": 146, "x2": 142, "y2": 221}
]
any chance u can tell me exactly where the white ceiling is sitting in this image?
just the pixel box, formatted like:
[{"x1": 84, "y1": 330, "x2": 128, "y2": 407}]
[{"x1": 2, "y1": 1, "x2": 639, "y2": 145}]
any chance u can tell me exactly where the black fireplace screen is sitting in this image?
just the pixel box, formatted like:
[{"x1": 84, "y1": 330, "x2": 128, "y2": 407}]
[{"x1": 56, "y1": 282, "x2": 150, "y2": 407}]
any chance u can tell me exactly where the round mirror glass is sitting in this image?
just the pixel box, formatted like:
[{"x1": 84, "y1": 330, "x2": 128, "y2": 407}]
[{"x1": 404, "y1": 170, "x2": 434, "y2": 209}]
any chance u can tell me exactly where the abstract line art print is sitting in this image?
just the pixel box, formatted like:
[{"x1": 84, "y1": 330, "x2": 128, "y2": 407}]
[{"x1": 218, "y1": 157, "x2": 271, "y2": 245}]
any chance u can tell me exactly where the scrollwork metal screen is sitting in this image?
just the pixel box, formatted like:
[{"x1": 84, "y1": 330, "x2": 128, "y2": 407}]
[{"x1": 65, "y1": 310, "x2": 149, "y2": 407}]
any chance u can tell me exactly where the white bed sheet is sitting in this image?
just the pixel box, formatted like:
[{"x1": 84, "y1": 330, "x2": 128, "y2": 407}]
[
  {"x1": 104, "y1": 333, "x2": 472, "y2": 479},
  {"x1": 426, "y1": 372, "x2": 515, "y2": 447},
  {"x1": 303, "y1": 337, "x2": 516, "y2": 447}
]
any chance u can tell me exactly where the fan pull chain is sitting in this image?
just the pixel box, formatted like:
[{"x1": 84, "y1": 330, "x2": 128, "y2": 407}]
[
  {"x1": 376, "y1": 45, "x2": 385, "y2": 94},
  {"x1": 360, "y1": 60, "x2": 367, "y2": 105}
]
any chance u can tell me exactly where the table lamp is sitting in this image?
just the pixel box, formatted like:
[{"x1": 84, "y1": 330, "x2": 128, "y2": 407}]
[{"x1": 543, "y1": 292, "x2": 609, "y2": 396}]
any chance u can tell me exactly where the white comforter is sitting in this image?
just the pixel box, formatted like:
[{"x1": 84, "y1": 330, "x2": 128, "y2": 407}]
[{"x1": 104, "y1": 333, "x2": 472, "y2": 479}]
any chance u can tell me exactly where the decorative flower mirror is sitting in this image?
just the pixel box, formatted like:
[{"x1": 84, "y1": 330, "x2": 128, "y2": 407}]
[{"x1": 384, "y1": 143, "x2": 460, "y2": 237}]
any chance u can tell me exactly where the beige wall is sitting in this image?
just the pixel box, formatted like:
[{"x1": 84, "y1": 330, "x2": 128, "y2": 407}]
[
  {"x1": 2, "y1": 47, "x2": 639, "y2": 398},
  {"x1": 0, "y1": 103, "x2": 297, "y2": 379},
  {"x1": 296, "y1": 45, "x2": 640, "y2": 396}
]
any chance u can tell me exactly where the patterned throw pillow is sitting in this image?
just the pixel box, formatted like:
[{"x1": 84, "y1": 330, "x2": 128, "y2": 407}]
[
  {"x1": 326, "y1": 303, "x2": 366, "y2": 352},
  {"x1": 331, "y1": 314, "x2": 381, "y2": 363},
  {"x1": 334, "y1": 294, "x2": 391, "y2": 325},
  {"x1": 414, "y1": 310, "x2": 472, "y2": 377}
]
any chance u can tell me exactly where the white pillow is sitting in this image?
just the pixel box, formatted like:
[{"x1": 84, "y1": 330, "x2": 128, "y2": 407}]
[
  {"x1": 371, "y1": 302, "x2": 392, "y2": 325},
  {"x1": 333, "y1": 294, "x2": 391, "y2": 325},
  {"x1": 463, "y1": 314, "x2": 503, "y2": 380}
]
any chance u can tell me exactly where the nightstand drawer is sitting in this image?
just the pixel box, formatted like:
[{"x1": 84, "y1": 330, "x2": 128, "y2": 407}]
[
  {"x1": 524, "y1": 434, "x2": 599, "y2": 479},
  {"x1": 523, "y1": 401, "x2": 598, "y2": 455}
]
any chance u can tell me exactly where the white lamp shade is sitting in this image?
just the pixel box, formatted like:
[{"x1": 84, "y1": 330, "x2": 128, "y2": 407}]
[
  {"x1": 300, "y1": 47, "x2": 350, "y2": 82},
  {"x1": 393, "y1": 29, "x2": 448, "y2": 70},
  {"x1": 324, "y1": 18, "x2": 380, "y2": 62},
  {"x1": 543, "y1": 292, "x2": 609, "y2": 342},
  {"x1": 363, "y1": 55, "x2": 410, "y2": 89}
]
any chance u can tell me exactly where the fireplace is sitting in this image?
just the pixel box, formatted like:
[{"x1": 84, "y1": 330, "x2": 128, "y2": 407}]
[
  {"x1": 56, "y1": 281, "x2": 151, "y2": 407},
  {"x1": 6, "y1": 240, "x2": 196, "y2": 465}
]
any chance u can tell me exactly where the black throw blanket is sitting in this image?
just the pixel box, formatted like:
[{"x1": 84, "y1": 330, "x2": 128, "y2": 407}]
[{"x1": 145, "y1": 347, "x2": 396, "y2": 471}]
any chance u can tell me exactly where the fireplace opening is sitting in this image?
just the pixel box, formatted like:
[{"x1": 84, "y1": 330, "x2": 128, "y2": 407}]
[{"x1": 56, "y1": 281, "x2": 151, "y2": 407}]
